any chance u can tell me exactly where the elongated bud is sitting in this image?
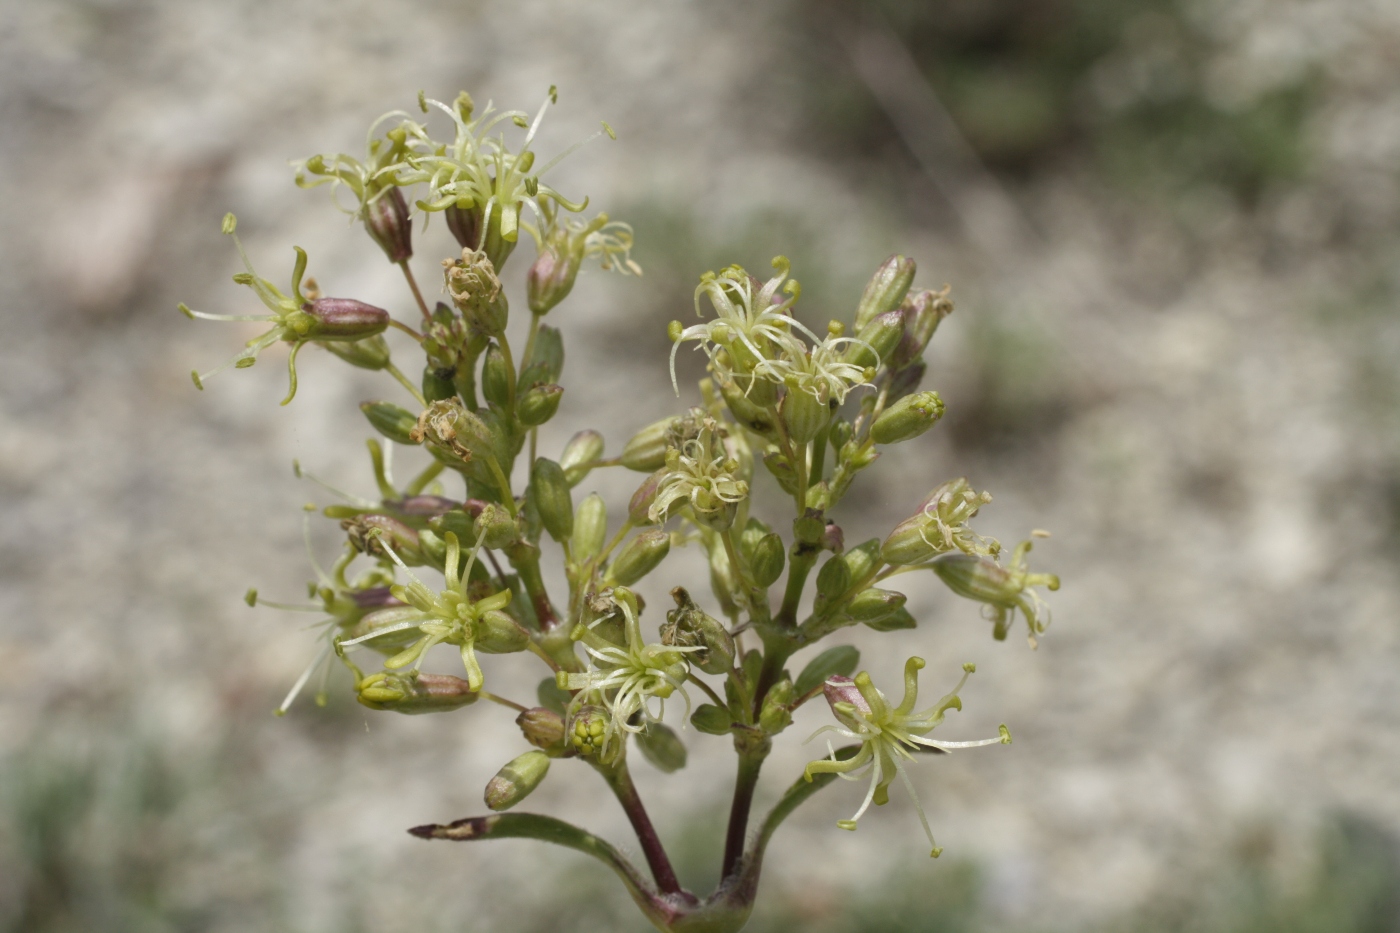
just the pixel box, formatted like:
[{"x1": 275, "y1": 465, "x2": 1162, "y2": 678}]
[
  {"x1": 794, "y1": 645, "x2": 860, "y2": 697},
  {"x1": 571, "y1": 493, "x2": 607, "y2": 564},
  {"x1": 622, "y1": 416, "x2": 680, "y2": 472},
  {"x1": 445, "y1": 203, "x2": 482, "y2": 252},
  {"x1": 930, "y1": 553, "x2": 1017, "y2": 605},
  {"x1": 474, "y1": 502, "x2": 521, "y2": 550},
  {"x1": 305, "y1": 298, "x2": 390, "y2": 341},
  {"x1": 759, "y1": 679, "x2": 794, "y2": 734},
  {"x1": 846, "y1": 309, "x2": 905, "y2": 369},
  {"x1": 882, "y1": 478, "x2": 996, "y2": 564},
  {"x1": 357, "y1": 671, "x2": 479, "y2": 713},
  {"x1": 323, "y1": 334, "x2": 391, "y2": 370},
  {"x1": 484, "y1": 751, "x2": 551, "y2": 810},
  {"x1": 342, "y1": 606, "x2": 426, "y2": 653},
  {"x1": 628, "y1": 469, "x2": 666, "y2": 526},
  {"x1": 530, "y1": 458, "x2": 574, "y2": 542},
  {"x1": 691, "y1": 704, "x2": 734, "y2": 735},
  {"x1": 477, "y1": 608, "x2": 530, "y2": 653},
  {"x1": 527, "y1": 248, "x2": 583, "y2": 315},
  {"x1": 891, "y1": 287, "x2": 953, "y2": 370},
  {"x1": 608, "y1": 530, "x2": 671, "y2": 586},
  {"x1": 815, "y1": 554, "x2": 852, "y2": 601},
  {"x1": 444, "y1": 248, "x2": 508, "y2": 334},
  {"x1": 871, "y1": 391, "x2": 944, "y2": 445},
  {"x1": 518, "y1": 384, "x2": 564, "y2": 426},
  {"x1": 662, "y1": 586, "x2": 734, "y2": 676},
  {"x1": 520, "y1": 325, "x2": 565, "y2": 386},
  {"x1": 887, "y1": 359, "x2": 926, "y2": 403},
  {"x1": 635, "y1": 723, "x2": 687, "y2": 773},
  {"x1": 855, "y1": 254, "x2": 915, "y2": 331},
  {"x1": 781, "y1": 383, "x2": 829, "y2": 445},
  {"x1": 822, "y1": 674, "x2": 871, "y2": 730},
  {"x1": 844, "y1": 587, "x2": 907, "y2": 623},
  {"x1": 364, "y1": 186, "x2": 412, "y2": 262},
  {"x1": 481, "y1": 343, "x2": 511, "y2": 407},
  {"x1": 747, "y1": 532, "x2": 786, "y2": 588},
  {"x1": 560, "y1": 430, "x2": 604, "y2": 486},
  {"x1": 717, "y1": 374, "x2": 778, "y2": 435},
  {"x1": 569, "y1": 705, "x2": 611, "y2": 757},
  {"x1": 361, "y1": 401, "x2": 420, "y2": 446},
  {"x1": 516, "y1": 706, "x2": 568, "y2": 754}
]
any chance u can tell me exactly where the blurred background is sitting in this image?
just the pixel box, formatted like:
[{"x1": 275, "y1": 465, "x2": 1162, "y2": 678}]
[{"x1": 3, "y1": 0, "x2": 1400, "y2": 930}]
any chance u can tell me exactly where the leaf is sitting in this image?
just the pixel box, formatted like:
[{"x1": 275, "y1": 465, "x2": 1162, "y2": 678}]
[{"x1": 794, "y1": 645, "x2": 860, "y2": 698}]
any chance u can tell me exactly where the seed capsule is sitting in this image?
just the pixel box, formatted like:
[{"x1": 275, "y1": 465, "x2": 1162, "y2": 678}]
[
  {"x1": 571, "y1": 493, "x2": 608, "y2": 564},
  {"x1": 661, "y1": 587, "x2": 734, "y2": 676},
  {"x1": 304, "y1": 298, "x2": 391, "y2": 341},
  {"x1": 781, "y1": 383, "x2": 829, "y2": 445},
  {"x1": 569, "y1": 705, "x2": 611, "y2": 757},
  {"x1": 518, "y1": 383, "x2": 564, "y2": 427},
  {"x1": 484, "y1": 751, "x2": 551, "y2": 810},
  {"x1": 364, "y1": 186, "x2": 413, "y2": 263},
  {"x1": 846, "y1": 309, "x2": 906, "y2": 370},
  {"x1": 516, "y1": 706, "x2": 568, "y2": 754},
  {"x1": 608, "y1": 530, "x2": 671, "y2": 586},
  {"x1": 871, "y1": 391, "x2": 944, "y2": 445},
  {"x1": 560, "y1": 430, "x2": 604, "y2": 486},
  {"x1": 747, "y1": 532, "x2": 786, "y2": 589},
  {"x1": 476, "y1": 608, "x2": 530, "y2": 654},
  {"x1": 530, "y1": 458, "x2": 574, "y2": 543},
  {"x1": 481, "y1": 343, "x2": 511, "y2": 408},
  {"x1": 356, "y1": 671, "x2": 479, "y2": 713},
  {"x1": 691, "y1": 704, "x2": 734, "y2": 735},
  {"x1": 843, "y1": 588, "x2": 907, "y2": 624},
  {"x1": 323, "y1": 334, "x2": 392, "y2": 371},
  {"x1": 621, "y1": 417, "x2": 678, "y2": 472}
]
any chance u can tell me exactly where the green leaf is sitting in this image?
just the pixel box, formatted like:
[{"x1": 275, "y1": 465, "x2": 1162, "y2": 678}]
[{"x1": 795, "y1": 646, "x2": 860, "y2": 698}]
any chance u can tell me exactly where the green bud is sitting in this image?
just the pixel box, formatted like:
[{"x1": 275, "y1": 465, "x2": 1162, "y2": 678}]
[
  {"x1": 527, "y1": 247, "x2": 583, "y2": 315},
  {"x1": 422, "y1": 366, "x2": 457, "y2": 403},
  {"x1": 661, "y1": 586, "x2": 734, "y2": 676},
  {"x1": 717, "y1": 374, "x2": 778, "y2": 436},
  {"x1": 322, "y1": 333, "x2": 391, "y2": 370},
  {"x1": 518, "y1": 383, "x2": 564, "y2": 427},
  {"x1": 691, "y1": 704, "x2": 734, "y2": 735},
  {"x1": 794, "y1": 645, "x2": 860, "y2": 697},
  {"x1": 475, "y1": 502, "x2": 521, "y2": 550},
  {"x1": 871, "y1": 391, "x2": 944, "y2": 445},
  {"x1": 841, "y1": 538, "x2": 882, "y2": 585},
  {"x1": 569, "y1": 705, "x2": 611, "y2": 757},
  {"x1": 759, "y1": 679, "x2": 794, "y2": 734},
  {"x1": 560, "y1": 430, "x2": 604, "y2": 486},
  {"x1": 429, "y1": 507, "x2": 476, "y2": 542},
  {"x1": 829, "y1": 418, "x2": 853, "y2": 451},
  {"x1": 793, "y1": 509, "x2": 827, "y2": 547},
  {"x1": 635, "y1": 723, "x2": 687, "y2": 773},
  {"x1": 781, "y1": 383, "x2": 829, "y2": 445},
  {"x1": 516, "y1": 706, "x2": 568, "y2": 754},
  {"x1": 481, "y1": 343, "x2": 511, "y2": 408},
  {"x1": 847, "y1": 310, "x2": 906, "y2": 370},
  {"x1": 762, "y1": 450, "x2": 801, "y2": 497},
  {"x1": 520, "y1": 324, "x2": 564, "y2": 386},
  {"x1": 608, "y1": 529, "x2": 671, "y2": 586},
  {"x1": 744, "y1": 532, "x2": 786, "y2": 589},
  {"x1": 707, "y1": 539, "x2": 741, "y2": 618},
  {"x1": 864, "y1": 605, "x2": 917, "y2": 632},
  {"x1": 361, "y1": 401, "x2": 421, "y2": 446},
  {"x1": 477, "y1": 607, "x2": 530, "y2": 653},
  {"x1": 571, "y1": 493, "x2": 608, "y2": 564},
  {"x1": 854, "y1": 254, "x2": 915, "y2": 331},
  {"x1": 844, "y1": 587, "x2": 907, "y2": 623},
  {"x1": 484, "y1": 750, "x2": 550, "y2": 811},
  {"x1": 621, "y1": 416, "x2": 678, "y2": 472},
  {"x1": 357, "y1": 671, "x2": 479, "y2": 713},
  {"x1": 815, "y1": 554, "x2": 852, "y2": 601},
  {"x1": 529, "y1": 458, "x2": 574, "y2": 543},
  {"x1": 342, "y1": 607, "x2": 425, "y2": 654}
]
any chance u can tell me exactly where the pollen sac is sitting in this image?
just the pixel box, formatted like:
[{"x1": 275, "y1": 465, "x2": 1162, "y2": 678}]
[
  {"x1": 484, "y1": 750, "x2": 551, "y2": 811},
  {"x1": 559, "y1": 430, "x2": 605, "y2": 486},
  {"x1": 305, "y1": 298, "x2": 390, "y2": 341},
  {"x1": 516, "y1": 706, "x2": 569, "y2": 755},
  {"x1": 871, "y1": 391, "x2": 944, "y2": 445},
  {"x1": 854, "y1": 254, "x2": 916, "y2": 331},
  {"x1": 661, "y1": 586, "x2": 734, "y2": 676},
  {"x1": 607, "y1": 529, "x2": 671, "y2": 587},
  {"x1": 356, "y1": 671, "x2": 479, "y2": 713},
  {"x1": 518, "y1": 383, "x2": 564, "y2": 427},
  {"x1": 635, "y1": 722, "x2": 687, "y2": 773},
  {"x1": 364, "y1": 186, "x2": 413, "y2": 263},
  {"x1": 323, "y1": 333, "x2": 392, "y2": 371}
]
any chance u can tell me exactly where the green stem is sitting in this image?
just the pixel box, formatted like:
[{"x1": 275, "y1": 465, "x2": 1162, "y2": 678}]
[
  {"x1": 512, "y1": 551, "x2": 561, "y2": 631},
  {"x1": 687, "y1": 672, "x2": 726, "y2": 709},
  {"x1": 478, "y1": 690, "x2": 528, "y2": 713},
  {"x1": 403, "y1": 461, "x2": 445, "y2": 497},
  {"x1": 385, "y1": 362, "x2": 427, "y2": 407},
  {"x1": 777, "y1": 544, "x2": 819, "y2": 629},
  {"x1": 386, "y1": 318, "x2": 424, "y2": 342},
  {"x1": 398, "y1": 260, "x2": 431, "y2": 321},
  {"x1": 485, "y1": 456, "x2": 517, "y2": 517},
  {"x1": 722, "y1": 736, "x2": 771, "y2": 879},
  {"x1": 497, "y1": 330, "x2": 519, "y2": 414}
]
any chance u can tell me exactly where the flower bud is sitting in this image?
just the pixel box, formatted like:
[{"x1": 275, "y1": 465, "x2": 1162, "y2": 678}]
[
  {"x1": 474, "y1": 502, "x2": 521, "y2": 550},
  {"x1": 484, "y1": 750, "x2": 550, "y2": 811},
  {"x1": 628, "y1": 469, "x2": 666, "y2": 526},
  {"x1": 444, "y1": 248, "x2": 508, "y2": 334},
  {"x1": 364, "y1": 186, "x2": 413, "y2": 262},
  {"x1": 519, "y1": 325, "x2": 565, "y2": 387},
  {"x1": 854, "y1": 254, "x2": 915, "y2": 331},
  {"x1": 477, "y1": 607, "x2": 530, "y2": 654},
  {"x1": 717, "y1": 374, "x2": 778, "y2": 436},
  {"x1": 323, "y1": 333, "x2": 391, "y2": 370},
  {"x1": 759, "y1": 679, "x2": 794, "y2": 734},
  {"x1": 446, "y1": 202, "x2": 482, "y2": 252},
  {"x1": 481, "y1": 343, "x2": 511, "y2": 408},
  {"x1": 517, "y1": 383, "x2": 564, "y2": 427},
  {"x1": 662, "y1": 586, "x2": 734, "y2": 676},
  {"x1": 411, "y1": 399, "x2": 496, "y2": 465},
  {"x1": 822, "y1": 521, "x2": 845, "y2": 554},
  {"x1": 529, "y1": 458, "x2": 574, "y2": 543},
  {"x1": 781, "y1": 383, "x2": 829, "y2": 445},
  {"x1": 746, "y1": 531, "x2": 786, "y2": 589},
  {"x1": 822, "y1": 674, "x2": 871, "y2": 730},
  {"x1": 930, "y1": 553, "x2": 1014, "y2": 606},
  {"x1": 343, "y1": 514, "x2": 425, "y2": 564},
  {"x1": 571, "y1": 493, "x2": 608, "y2": 564},
  {"x1": 881, "y1": 478, "x2": 995, "y2": 564},
  {"x1": 607, "y1": 530, "x2": 671, "y2": 586},
  {"x1": 846, "y1": 310, "x2": 905, "y2": 369},
  {"x1": 421, "y1": 366, "x2": 457, "y2": 403},
  {"x1": 559, "y1": 430, "x2": 604, "y2": 486},
  {"x1": 841, "y1": 538, "x2": 881, "y2": 585},
  {"x1": 361, "y1": 401, "x2": 421, "y2": 446},
  {"x1": 691, "y1": 704, "x2": 734, "y2": 735},
  {"x1": 864, "y1": 606, "x2": 917, "y2": 631},
  {"x1": 527, "y1": 248, "x2": 583, "y2": 315},
  {"x1": 794, "y1": 645, "x2": 860, "y2": 698},
  {"x1": 621, "y1": 417, "x2": 678, "y2": 472},
  {"x1": 843, "y1": 587, "x2": 907, "y2": 624},
  {"x1": 871, "y1": 391, "x2": 944, "y2": 445},
  {"x1": 304, "y1": 297, "x2": 390, "y2": 341},
  {"x1": 635, "y1": 723, "x2": 687, "y2": 773},
  {"x1": 890, "y1": 287, "x2": 953, "y2": 370},
  {"x1": 569, "y1": 705, "x2": 612, "y2": 757},
  {"x1": 342, "y1": 607, "x2": 425, "y2": 654},
  {"x1": 815, "y1": 554, "x2": 851, "y2": 602},
  {"x1": 445, "y1": 203, "x2": 517, "y2": 271},
  {"x1": 516, "y1": 706, "x2": 568, "y2": 754},
  {"x1": 357, "y1": 671, "x2": 479, "y2": 713},
  {"x1": 762, "y1": 450, "x2": 801, "y2": 497}
]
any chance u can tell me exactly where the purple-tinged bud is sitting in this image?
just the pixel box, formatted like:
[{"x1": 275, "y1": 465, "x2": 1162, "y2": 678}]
[
  {"x1": 871, "y1": 391, "x2": 944, "y2": 445},
  {"x1": 516, "y1": 706, "x2": 569, "y2": 754},
  {"x1": 890, "y1": 287, "x2": 953, "y2": 370},
  {"x1": 887, "y1": 359, "x2": 926, "y2": 403},
  {"x1": 529, "y1": 458, "x2": 574, "y2": 543},
  {"x1": 343, "y1": 607, "x2": 424, "y2": 654},
  {"x1": 364, "y1": 187, "x2": 413, "y2": 263},
  {"x1": 607, "y1": 529, "x2": 671, "y2": 586},
  {"x1": 445, "y1": 203, "x2": 517, "y2": 272},
  {"x1": 484, "y1": 750, "x2": 550, "y2": 810},
  {"x1": 635, "y1": 723, "x2": 687, "y2": 773},
  {"x1": 357, "y1": 671, "x2": 479, "y2": 713},
  {"x1": 855, "y1": 254, "x2": 916, "y2": 331},
  {"x1": 350, "y1": 586, "x2": 404, "y2": 611},
  {"x1": 527, "y1": 248, "x2": 583, "y2": 315},
  {"x1": 361, "y1": 401, "x2": 420, "y2": 446},
  {"x1": 560, "y1": 430, "x2": 604, "y2": 487},
  {"x1": 822, "y1": 674, "x2": 871, "y2": 730},
  {"x1": 304, "y1": 298, "x2": 390, "y2": 341},
  {"x1": 822, "y1": 521, "x2": 845, "y2": 554},
  {"x1": 628, "y1": 469, "x2": 667, "y2": 526},
  {"x1": 395, "y1": 496, "x2": 458, "y2": 519},
  {"x1": 323, "y1": 334, "x2": 391, "y2": 370},
  {"x1": 846, "y1": 309, "x2": 905, "y2": 370},
  {"x1": 445, "y1": 203, "x2": 482, "y2": 252},
  {"x1": 518, "y1": 383, "x2": 563, "y2": 427}
]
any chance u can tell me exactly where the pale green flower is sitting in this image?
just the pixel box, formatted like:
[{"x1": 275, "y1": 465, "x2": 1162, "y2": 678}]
[
  {"x1": 931, "y1": 539, "x2": 1060, "y2": 646},
  {"x1": 291, "y1": 110, "x2": 428, "y2": 218},
  {"x1": 757, "y1": 332, "x2": 875, "y2": 406},
  {"x1": 804, "y1": 659, "x2": 1010, "y2": 857},
  {"x1": 648, "y1": 418, "x2": 749, "y2": 529}
]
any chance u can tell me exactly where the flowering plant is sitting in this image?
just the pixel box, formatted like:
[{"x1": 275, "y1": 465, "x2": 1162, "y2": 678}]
[{"x1": 184, "y1": 88, "x2": 1059, "y2": 933}]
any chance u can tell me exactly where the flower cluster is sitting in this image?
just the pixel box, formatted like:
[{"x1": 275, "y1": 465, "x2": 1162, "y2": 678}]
[{"x1": 184, "y1": 88, "x2": 1061, "y2": 933}]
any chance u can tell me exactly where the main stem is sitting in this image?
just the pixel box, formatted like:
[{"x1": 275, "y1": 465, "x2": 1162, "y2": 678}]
[
  {"x1": 602, "y1": 761, "x2": 683, "y2": 896},
  {"x1": 722, "y1": 737, "x2": 771, "y2": 879}
]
